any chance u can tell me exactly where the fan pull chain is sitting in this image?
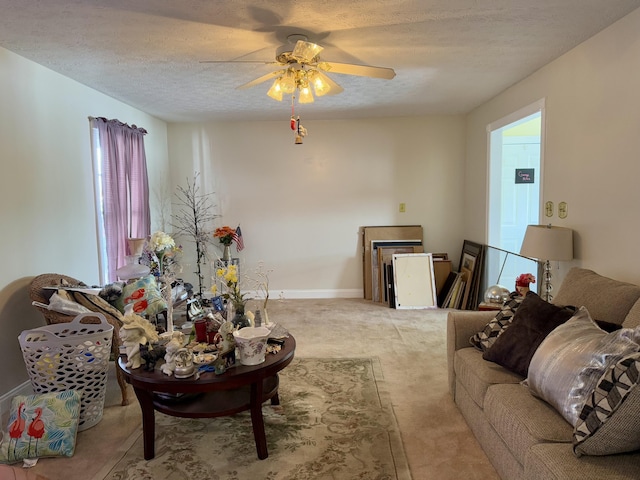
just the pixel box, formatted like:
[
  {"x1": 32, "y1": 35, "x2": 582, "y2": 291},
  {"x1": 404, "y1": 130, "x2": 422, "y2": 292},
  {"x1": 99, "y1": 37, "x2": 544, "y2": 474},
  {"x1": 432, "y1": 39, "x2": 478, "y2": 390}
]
[{"x1": 290, "y1": 96, "x2": 296, "y2": 130}]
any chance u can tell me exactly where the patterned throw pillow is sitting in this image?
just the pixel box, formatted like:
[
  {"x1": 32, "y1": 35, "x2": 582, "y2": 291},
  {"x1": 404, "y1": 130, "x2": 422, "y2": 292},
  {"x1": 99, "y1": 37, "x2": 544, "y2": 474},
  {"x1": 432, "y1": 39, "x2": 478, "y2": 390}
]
[
  {"x1": 115, "y1": 275, "x2": 167, "y2": 317},
  {"x1": 0, "y1": 390, "x2": 81, "y2": 464},
  {"x1": 573, "y1": 352, "x2": 640, "y2": 456},
  {"x1": 470, "y1": 292, "x2": 524, "y2": 351}
]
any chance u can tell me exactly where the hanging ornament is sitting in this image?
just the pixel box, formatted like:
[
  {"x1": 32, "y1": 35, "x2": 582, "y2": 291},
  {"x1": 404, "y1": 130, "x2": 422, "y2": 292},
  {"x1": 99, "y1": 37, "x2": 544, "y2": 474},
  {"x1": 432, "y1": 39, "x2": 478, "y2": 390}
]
[{"x1": 295, "y1": 115, "x2": 308, "y2": 145}]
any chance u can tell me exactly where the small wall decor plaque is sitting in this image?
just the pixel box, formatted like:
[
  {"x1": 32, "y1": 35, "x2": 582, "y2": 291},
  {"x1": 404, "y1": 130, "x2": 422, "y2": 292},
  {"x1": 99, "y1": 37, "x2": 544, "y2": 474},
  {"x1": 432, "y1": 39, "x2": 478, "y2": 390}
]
[{"x1": 515, "y1": 168, "x2": 535, "y2": 184}]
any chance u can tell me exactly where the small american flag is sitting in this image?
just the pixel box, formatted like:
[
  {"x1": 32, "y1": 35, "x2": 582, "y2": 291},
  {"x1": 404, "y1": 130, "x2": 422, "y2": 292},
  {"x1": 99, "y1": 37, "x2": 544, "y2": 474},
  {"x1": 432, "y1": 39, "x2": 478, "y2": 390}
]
[{"x1": 233, "y1": 225, "x2": 244, "y2": 252}]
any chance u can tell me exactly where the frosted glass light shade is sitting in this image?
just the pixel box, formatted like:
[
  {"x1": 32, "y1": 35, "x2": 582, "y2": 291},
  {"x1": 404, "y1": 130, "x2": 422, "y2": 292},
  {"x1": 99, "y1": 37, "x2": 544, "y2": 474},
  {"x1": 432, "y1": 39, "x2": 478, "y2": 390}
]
[
  {"x1": 298, "y1": 86, "x2": 314, "y2": 103},
  {"x1": 267, "y1": 79, "x2": 283, "y2": 101},
  {"x1": 520, "y1": 225, "x2": 573, "y2": 261},
  {"x1": 311, "y1": 71, "x2": 332, "y2": 96}
]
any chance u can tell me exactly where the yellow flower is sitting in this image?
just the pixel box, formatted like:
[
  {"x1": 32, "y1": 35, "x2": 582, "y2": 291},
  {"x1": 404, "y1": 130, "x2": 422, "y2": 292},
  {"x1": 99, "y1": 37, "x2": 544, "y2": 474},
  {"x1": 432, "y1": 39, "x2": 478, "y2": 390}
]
[{"x1": 210, "y1": 285, "x2": 218, "y2": 294}]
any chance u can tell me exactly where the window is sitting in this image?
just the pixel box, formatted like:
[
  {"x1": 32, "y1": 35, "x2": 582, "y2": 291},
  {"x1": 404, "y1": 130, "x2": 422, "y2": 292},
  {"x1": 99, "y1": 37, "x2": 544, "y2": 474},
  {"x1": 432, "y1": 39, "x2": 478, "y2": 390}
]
[{"x1": 89, "y1": 117, "x2": 150, "y2": 284}]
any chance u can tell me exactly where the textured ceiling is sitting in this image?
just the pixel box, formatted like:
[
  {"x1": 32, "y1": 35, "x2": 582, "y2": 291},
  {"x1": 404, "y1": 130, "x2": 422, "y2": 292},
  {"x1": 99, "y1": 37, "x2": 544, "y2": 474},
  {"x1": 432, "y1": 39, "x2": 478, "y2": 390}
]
[{"x1": 1, "y1": 0, "x2": 639, "y2": 122}]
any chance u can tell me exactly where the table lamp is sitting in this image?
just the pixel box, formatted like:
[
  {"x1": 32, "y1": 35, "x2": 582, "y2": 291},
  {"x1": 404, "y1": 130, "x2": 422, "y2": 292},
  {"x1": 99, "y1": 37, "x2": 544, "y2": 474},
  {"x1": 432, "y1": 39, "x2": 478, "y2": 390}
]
[
  {"x1": 116, "y1": 237, "x2": 150, "y2": 281},
  {"x1": 519, "y1": 225, "x2": 573, "y2": 302}
]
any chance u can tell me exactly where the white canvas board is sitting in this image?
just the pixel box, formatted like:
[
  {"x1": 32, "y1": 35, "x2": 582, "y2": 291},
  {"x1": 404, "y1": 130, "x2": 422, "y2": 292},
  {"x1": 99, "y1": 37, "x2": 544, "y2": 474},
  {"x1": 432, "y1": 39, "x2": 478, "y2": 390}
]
[{"x1": 392, "y1": 253, "x2": 437, "y2": 309}]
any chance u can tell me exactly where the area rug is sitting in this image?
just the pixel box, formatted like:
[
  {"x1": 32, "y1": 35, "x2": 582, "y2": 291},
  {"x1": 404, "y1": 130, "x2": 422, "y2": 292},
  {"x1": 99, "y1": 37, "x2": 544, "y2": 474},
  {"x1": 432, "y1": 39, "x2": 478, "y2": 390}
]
[{"x1": 98, "y1": 357, "x2": 411, "y2": 480}]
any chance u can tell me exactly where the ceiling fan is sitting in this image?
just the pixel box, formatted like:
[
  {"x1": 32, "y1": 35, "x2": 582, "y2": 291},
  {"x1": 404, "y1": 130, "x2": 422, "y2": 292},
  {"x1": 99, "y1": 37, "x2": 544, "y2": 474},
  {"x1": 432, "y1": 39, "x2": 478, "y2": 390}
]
[{"x1": 202, "y1": 34, "x2": 396, "y2": 103}]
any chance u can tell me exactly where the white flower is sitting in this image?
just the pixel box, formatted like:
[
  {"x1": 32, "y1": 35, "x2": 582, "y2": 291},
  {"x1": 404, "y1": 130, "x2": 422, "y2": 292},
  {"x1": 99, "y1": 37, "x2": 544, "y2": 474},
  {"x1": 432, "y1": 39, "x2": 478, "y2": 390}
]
[{"x1": 149, "y1": 231, "x2": 175, "y2": 253}]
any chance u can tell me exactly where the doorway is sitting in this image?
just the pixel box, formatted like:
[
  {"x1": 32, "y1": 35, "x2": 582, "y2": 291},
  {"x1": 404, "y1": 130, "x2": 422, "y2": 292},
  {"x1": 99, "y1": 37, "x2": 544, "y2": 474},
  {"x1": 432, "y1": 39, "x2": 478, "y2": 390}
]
[{"x1": 485, "y1": 100, "x2": 544, "y2": 293}]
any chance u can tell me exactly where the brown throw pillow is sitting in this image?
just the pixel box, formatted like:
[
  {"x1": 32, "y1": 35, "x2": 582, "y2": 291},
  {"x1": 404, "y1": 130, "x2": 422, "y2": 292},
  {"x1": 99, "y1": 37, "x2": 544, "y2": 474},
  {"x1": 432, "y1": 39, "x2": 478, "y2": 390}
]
[{"x1": 482, "y1": 291, "x2": 576, "y2": 377}]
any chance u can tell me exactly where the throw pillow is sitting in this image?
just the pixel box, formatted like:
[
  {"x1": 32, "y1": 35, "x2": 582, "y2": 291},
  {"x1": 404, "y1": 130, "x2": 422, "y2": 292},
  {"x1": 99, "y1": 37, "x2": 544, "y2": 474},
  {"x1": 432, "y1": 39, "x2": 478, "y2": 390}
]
[
  {"x1": 482, "y1": 291, "x2": 575, "y2": 377},
  {"x1": 527, "y1": 306, "x2": 640, "y2": 426},
  {"x1": 573, "y1": 352, "x2": 640, "y2": 456},
  {"x1": 0, "y1": 390, "x2": 81, "y2": 464},
  {"x1": 114, "y1": 275, "x2": 167, "y2": 317},
  {"x1": 470, "y1": 291, "x2": 524, "y2": 351}
]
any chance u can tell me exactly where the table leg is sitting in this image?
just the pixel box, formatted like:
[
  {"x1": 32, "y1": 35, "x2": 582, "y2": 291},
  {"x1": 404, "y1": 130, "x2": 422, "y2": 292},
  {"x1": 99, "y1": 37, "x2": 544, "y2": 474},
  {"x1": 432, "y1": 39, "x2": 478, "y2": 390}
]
[
  {"x1": 250, "y1": 381, "x2": 268, "y2": 459},
  {"x1": 133, "y1": 386, "x2": 156, "y2": 460}
]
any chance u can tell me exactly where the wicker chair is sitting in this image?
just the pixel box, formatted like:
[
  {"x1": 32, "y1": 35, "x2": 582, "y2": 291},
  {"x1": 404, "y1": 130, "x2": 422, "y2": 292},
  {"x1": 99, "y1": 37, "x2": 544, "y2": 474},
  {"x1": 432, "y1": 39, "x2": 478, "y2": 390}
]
[{"x1": 29, "y1": 274, "x2": 129, "y2": 406}]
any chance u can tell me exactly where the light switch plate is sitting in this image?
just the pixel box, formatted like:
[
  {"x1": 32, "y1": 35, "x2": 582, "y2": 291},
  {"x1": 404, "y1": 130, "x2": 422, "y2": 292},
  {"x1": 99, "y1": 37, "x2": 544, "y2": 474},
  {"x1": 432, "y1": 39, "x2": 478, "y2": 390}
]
[
  {"x1": 558, "y1": 202, "x2": 568, "y2": 219},
  {"x1": 545, "y1": 201, "x2": 554, "y2": 217}
]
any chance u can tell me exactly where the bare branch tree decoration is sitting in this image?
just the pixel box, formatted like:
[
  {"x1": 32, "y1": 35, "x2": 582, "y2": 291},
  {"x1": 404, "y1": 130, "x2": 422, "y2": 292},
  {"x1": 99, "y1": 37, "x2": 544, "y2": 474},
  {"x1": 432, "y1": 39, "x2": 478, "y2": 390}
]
[{"x1": 171, "y1": 173, "x2": 219, "y2": 298}]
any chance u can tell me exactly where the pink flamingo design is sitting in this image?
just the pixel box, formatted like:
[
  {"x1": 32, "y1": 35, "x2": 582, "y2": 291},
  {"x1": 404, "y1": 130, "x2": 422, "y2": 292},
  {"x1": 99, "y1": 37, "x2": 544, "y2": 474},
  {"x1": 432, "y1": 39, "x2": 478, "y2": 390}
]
[
  {"x1": 8, "y1": 402, "x2": 25, "y2": 461},
  {"x1": 27, "y1": 407, "x2": 45, "y2": 457}
]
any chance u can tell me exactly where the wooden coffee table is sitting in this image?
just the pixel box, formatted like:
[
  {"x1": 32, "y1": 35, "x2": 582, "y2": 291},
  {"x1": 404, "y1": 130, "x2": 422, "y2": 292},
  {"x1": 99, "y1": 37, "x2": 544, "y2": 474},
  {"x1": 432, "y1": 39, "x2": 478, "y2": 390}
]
[{"x1": 118, "y1": 335, "x2": 295, "y2": 460}]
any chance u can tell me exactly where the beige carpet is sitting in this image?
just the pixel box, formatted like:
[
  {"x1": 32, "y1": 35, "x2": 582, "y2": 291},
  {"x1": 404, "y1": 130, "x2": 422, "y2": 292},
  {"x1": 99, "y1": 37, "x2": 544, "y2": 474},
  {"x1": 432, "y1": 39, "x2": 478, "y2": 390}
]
[{"x1": 23, "y1": 299, "x2": 498, "y2": 480}]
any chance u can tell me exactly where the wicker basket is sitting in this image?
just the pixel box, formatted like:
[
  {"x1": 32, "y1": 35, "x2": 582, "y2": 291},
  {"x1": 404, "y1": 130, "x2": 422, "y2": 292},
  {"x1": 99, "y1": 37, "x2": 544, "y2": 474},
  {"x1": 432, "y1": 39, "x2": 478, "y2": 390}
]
[{"x1": 18, "y1": 312, "x2": 114, "y2": 431}]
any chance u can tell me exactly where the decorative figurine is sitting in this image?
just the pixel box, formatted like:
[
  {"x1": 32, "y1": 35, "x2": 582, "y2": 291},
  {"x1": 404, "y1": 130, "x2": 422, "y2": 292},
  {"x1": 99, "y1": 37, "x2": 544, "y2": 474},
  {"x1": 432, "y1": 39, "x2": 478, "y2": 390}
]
[
  {"x1": 119, "y1": 304, "x2": 160, "y2": 369},
  {"x1": 213, "y1": 321, "x2": 236, "y2": 369},
  {"x1": 139, "y1": 343, "x2": 166, "y2": 371},
  {"x1": 160, "y1": 336, "x2": 182, "y2": 376},
  {"x1": 119, "y1": 325, "x2": 147, "y2": 369},
  {"x1": 515, "y1": 273, "x2": 536, "y2": 296}
]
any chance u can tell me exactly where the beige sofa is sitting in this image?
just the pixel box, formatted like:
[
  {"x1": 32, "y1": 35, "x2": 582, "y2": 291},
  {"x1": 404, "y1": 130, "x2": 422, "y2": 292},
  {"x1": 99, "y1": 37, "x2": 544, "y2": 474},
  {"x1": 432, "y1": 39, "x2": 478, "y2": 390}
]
[{"x1": 447, "y1": 268, "x2": 640, "y2": 479}]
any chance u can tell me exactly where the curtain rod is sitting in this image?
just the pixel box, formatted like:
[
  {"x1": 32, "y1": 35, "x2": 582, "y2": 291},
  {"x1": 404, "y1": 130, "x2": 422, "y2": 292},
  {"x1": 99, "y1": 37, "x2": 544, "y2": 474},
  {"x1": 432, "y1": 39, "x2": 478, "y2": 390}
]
[{"x1": 88, "y1": 116, "x2": 147, "y2": 134}]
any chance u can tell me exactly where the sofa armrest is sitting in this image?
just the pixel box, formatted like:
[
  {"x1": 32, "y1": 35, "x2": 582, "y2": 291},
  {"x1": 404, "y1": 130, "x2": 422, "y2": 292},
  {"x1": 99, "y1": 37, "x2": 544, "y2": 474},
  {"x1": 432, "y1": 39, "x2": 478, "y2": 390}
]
[{"x1": 446, "y1": 310, "x2": 495, "y2": 397}]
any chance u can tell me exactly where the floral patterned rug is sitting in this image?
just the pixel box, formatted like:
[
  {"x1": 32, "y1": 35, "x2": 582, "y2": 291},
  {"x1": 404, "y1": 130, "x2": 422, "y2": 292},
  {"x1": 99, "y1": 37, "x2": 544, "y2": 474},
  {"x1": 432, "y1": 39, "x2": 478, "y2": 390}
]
[{"x1": 100, "y1": 357, "x2": 411, "y2": 480}]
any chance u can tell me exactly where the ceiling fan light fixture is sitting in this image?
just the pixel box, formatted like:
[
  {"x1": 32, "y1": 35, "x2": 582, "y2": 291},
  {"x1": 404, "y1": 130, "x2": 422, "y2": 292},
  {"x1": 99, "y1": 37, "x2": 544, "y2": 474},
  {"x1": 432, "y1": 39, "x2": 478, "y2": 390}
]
[{"x1": 267, "y1": 78, "x2": 283, "y2": 101}]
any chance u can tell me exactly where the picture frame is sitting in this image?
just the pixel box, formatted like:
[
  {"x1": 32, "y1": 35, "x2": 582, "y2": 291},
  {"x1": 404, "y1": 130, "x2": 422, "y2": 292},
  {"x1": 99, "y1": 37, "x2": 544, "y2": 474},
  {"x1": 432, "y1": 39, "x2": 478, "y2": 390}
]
[
  {"x1": 457, "y1": 240, "x2": 485, "y2": 310},
  {"x1": 392, "y1": 253, "x2": 438, "y2": 309}
]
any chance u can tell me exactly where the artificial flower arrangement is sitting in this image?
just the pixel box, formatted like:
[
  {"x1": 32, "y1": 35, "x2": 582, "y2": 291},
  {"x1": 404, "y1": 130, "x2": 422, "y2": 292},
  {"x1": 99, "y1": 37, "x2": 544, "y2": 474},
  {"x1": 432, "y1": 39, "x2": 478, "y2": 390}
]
[
  {"x1": 213, "y1": 226, "x2": 236, "y2": 246},
  {"x1": 146, "y1": 231, "x2": 182, "y2": 277},
  {"x1": 211, "y1": 263, "x2": 247, "y2": 315}
]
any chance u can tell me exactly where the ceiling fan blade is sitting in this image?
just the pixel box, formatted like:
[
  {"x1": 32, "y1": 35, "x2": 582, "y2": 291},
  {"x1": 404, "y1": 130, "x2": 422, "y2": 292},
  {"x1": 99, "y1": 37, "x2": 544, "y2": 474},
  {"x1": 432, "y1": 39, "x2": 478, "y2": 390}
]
[
  {"x1": 317, "y1": 61, "x2": 396, "y2": 80},
  {"x1": 292, "y1": 40, "x2": 324, "y2": 63},
  {"x1": 200, "y1": 60, "x2": 277, "y2": 65},
  {"x1": 237, "y1": 70, "x2": 285, "y2": 90}
]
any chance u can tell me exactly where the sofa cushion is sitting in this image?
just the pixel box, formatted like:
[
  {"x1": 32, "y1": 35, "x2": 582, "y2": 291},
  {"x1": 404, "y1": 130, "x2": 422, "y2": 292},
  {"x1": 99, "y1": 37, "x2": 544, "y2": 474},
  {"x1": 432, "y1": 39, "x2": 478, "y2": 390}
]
[
  {"x1": 484, "y1": 383, "x2": 573, "y2": 466},
  {"x1": 623, "y1": 299, "x2": 640, "y2": 329},
  {"x1": 553, "y1": 268, "x2": 640, "y2": 325},
  {"x1": 454, "y1": 348, "x2": 522, "y2": 408},
  {"x1": 573, "y1": 352, "x2": 640, "y2": 456},
  {"x1": 482, "y1": 292, "x2": 575, "y2": 377},
  {"x1": 470, "y1": 292, "x2": 524, "y2": 351},
  {"x1": 526, "y1": 443, "x2": 640, "y2": 480},
  {"x1": 527, "y1": 307, "x2": 640, "y2": 426}
]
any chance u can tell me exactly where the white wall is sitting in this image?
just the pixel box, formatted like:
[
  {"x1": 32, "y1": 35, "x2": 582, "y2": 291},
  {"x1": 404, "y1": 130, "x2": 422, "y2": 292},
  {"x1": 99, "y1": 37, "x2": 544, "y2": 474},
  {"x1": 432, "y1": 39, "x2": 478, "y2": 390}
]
[
  {"x1": 0, "y1": 47, "x2": 170, "y2": 396},
  {"x1": 464, "y1": 8, "x2": 640, "y2": 285},
  {"x1": 167, "y1": 116, "x2": 466, "y2": 298}
]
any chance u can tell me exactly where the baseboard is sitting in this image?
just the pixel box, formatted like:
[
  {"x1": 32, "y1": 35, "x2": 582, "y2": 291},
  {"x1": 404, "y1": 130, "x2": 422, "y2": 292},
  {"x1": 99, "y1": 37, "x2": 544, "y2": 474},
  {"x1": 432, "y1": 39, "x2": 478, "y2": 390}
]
[
  {"x1": 276, "y1": 289, "x2": 363, "y2": 299},
  {"x1": 206, "y1": 289, "x2": 364, "y2": 301},
  {"x1": 0, "y1": 381, "x2": 33, "y2": 424}
]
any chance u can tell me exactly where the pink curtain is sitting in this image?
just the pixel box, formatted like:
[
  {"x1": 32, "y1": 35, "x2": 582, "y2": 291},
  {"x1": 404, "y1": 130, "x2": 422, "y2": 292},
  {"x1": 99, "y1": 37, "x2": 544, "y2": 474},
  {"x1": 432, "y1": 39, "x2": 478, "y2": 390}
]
[{"x1": 91, "y1": 117, "x2": 150, "y2": 282}]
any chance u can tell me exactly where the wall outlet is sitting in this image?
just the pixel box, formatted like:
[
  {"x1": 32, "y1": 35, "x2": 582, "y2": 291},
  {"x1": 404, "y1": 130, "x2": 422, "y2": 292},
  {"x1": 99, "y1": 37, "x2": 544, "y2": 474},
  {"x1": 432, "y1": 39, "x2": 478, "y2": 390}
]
[{"x1": 399, "y1": 203, "x2": 406, "y2": 213}]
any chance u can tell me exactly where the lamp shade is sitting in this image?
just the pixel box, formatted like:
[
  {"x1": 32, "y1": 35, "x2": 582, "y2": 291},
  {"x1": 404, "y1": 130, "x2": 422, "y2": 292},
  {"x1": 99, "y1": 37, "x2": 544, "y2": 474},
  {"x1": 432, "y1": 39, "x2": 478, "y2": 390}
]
[{"x1": 520, "y1": 225, "x2": 573, "y2": 261}]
